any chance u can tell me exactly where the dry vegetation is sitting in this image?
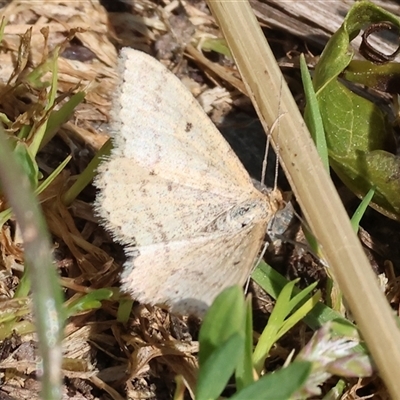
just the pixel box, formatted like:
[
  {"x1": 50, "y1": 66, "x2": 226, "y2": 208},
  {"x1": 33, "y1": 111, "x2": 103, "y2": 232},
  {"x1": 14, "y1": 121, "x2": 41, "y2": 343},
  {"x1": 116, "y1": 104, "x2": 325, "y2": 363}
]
[{"x1": 0, "y1": 0, "x2": 399, "y2": 399}]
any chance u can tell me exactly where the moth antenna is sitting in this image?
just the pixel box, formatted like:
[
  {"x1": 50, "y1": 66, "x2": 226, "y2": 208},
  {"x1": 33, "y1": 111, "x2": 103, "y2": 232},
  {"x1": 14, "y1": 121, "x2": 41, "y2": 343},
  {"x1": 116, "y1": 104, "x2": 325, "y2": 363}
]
[
  {"x1": 260, "y1": 76, "x2": 285, "y2": 191},
  {"x1": 273, "y1": 76, "x2": 284, "y2": 192},
  {"x1": 260, "y1": 134, "x2": 270, "y2": 187}
]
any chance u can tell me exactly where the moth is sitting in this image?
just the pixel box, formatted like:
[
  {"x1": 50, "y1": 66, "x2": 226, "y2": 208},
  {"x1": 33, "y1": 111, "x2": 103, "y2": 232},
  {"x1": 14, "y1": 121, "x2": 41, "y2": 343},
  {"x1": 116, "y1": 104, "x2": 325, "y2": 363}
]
[{"x1": 94, "y1": 48, "x2": 278, "y2": 315}]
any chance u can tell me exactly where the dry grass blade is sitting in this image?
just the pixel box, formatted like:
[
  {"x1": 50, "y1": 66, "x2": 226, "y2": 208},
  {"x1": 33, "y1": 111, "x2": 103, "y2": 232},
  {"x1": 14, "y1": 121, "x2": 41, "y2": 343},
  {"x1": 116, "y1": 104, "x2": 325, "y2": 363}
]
[{"x1": 206, "y1": 0, "x2": 400, "y2": 398}]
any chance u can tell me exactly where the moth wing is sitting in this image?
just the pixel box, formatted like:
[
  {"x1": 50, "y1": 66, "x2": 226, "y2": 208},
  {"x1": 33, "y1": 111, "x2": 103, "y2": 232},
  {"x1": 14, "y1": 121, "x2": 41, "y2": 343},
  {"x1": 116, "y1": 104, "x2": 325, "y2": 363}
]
[
  {"x1": 120, "y1": 221, "x2": 267, "y2": 315},
  {"x1": 95, "y1": 158, "x2": 269, "y2": 246},
  {"x1": 95, "y1": 48, "x2": 269, "y2": 246},
  {"x1": 107, "y1": 48, "x2": 255, "y2": 193},
  {"x1": 94, "y1": 48, "x2": 273, "y2": 314}
]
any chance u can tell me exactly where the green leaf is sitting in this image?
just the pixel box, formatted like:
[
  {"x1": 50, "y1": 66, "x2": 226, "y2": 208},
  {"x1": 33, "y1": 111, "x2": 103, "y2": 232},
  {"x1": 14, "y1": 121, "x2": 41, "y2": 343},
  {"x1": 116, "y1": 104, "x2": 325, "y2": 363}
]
[
  {"x1": 35, "y1": 155, "x2": 72, "y2": 195},
  {"x1": 230, "y1": 362, "x2": 312, "y2": 400},
  {"x1": 117, "y1": 298, "x2": 134, "y2": 324},
  {"x1": 196, "y1": 333, "x2": 243, "y2": 400},
  {"x1": 300, "y1": 53, "x2": 329, "y2": 172},
  {"x1": 311, "y1": 1, "x2": 400, "y2": 220},
  {"x1": 252, "y1": 261, "x2": 359, "y2": 336},
  {"x1": 235, "y1": 296, "x2": 254, "y2": 390},
  {"x1": 198, "y1": 285, "x2": 246, "y2": 367},
  {"x1": 252, "y1": 279, "x2": 318, "y2": 374},
  {"x1": 323, "y1": 379, "x2": 346, "y2": 400},
  {"x1": 13, "y1": 142, "x2": 39, "y2": 189},
  {"x1": 350, "y1": 187, "x2": 375, "y2": 232},
  {"x1": 0, "y1": 155, "x2": 71, "y2": 228},
  {"x1": 278, "y1": 291, "x2": 321, "y2": 340},
  {"x1": 65, "y1": 289, "x2": 114, "y2": 318},
  {"x1": 62, "y1": 138, "x2": 112, "y2": 206},
  {"x1": 332, "y1": 150, "x2": 400, "y2": 220},
  {"x1": 41, "y1": 91, "x2": 86, "y2": 150},
  {"x1": 199, "y1": 38, "x2": 232, "y2": 58},
  {"x1": 344, "y1": 59, "x2": 400, "y2": 91},
  {"x1": 29, "y1": 51, "x2": 59, "y2": 157},
  {"x1": 196, "y1": 286, "x2": 251, "y2": 399}
]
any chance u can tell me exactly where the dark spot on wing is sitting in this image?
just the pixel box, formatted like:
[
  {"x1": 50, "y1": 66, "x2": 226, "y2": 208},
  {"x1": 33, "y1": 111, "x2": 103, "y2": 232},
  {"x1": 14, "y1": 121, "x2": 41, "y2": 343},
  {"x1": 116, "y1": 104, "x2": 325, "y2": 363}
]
[
  {"x1": 185, "y1": 122, "x2": 193, "y2": 132},
  {"x1": 155, "y1": 222, "x2": 168, "y2": 242}
]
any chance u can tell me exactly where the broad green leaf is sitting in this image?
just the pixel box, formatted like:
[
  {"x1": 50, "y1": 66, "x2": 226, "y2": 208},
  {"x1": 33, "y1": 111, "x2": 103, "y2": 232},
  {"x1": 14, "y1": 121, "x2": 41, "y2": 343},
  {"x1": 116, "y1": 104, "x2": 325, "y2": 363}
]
[
  {"x1": 344, "y1": 60, "x2": 400, "y2": 92},
  {"x1": 311, "y1": 0, "x2": 400, "y2": 220},
  {"x1": 196, "y1": 333, "x2": 243, "y2": 400},
  {"x1": 230, "y1": 361, "x2": 312, "y2": 400},
  {"x1": 198, "y1": 285, "x2": 246, "y2": 367},
  {"x1": 331, "y1": 150, "x2": 400, "y2": 220},
  {"x1": 196, "y1": 286, "x2": 251, "y2": 399}
]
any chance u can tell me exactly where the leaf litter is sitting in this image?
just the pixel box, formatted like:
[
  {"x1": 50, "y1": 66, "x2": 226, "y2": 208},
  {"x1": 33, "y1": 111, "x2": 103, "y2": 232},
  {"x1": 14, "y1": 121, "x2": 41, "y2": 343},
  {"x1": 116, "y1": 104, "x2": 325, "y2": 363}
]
[{"x1": 0, "y1": 0, "x2": 398, "y2": 399}]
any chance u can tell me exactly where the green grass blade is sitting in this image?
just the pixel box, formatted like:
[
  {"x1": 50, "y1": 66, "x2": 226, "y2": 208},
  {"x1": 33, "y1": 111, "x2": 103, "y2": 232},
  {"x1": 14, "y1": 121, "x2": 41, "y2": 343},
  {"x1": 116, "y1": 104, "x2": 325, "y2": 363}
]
[
  {"x1": 252, "y1": 261, "x2": 358, "y2": 335},
  {"x1": 62, "y1": 138, "x2": 112, "y2": 206},
  {"x1": 0, "y1": 125, "x2": 65, "y2": 400},
  {"x1": 235, "y1": 296, "x2": 255, "y2": 390},
  {"x1": 351, "y1": 187, "x2": 375, "y2": 232},
  {"x1": 230, "y1": 362, "x2": 312, "y2": 400},
  {"x1": 301, "y1": 53, "x2": 329, "y2": 172}
]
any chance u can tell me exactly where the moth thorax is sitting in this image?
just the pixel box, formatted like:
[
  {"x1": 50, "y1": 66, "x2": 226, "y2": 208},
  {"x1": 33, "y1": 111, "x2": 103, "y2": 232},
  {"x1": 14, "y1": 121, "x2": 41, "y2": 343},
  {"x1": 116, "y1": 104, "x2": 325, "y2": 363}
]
[{"x1": 209, "y1": 199, "x2": 269, "y2": 233}]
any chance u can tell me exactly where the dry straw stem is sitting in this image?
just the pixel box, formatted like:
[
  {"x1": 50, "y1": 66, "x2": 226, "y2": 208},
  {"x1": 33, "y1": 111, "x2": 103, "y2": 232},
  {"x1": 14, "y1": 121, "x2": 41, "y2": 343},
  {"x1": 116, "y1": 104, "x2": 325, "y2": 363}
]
[{"x1": 206, "y1": 0, "x2": 400, "y2": 397}]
